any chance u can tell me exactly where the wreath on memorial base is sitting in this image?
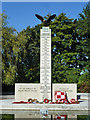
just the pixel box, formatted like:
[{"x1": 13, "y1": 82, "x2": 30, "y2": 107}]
[
  {"x1": 43, "y1": 98, "x2": 49, "y2": 103},
  {"x1": 28, "y1": 98, "x2": 32, "y2": 103},
  {"x1": 70, "y1": 99, "x2": 79, "y2": 104}
]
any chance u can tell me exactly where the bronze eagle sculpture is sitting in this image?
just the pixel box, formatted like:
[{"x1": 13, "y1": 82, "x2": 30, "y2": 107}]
[{"x1": 35, "y1": 14, "x2": 56, "y2": 26}]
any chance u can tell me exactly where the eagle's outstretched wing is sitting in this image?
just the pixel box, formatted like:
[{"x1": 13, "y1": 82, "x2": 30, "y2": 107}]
[
  {"x1": 47, "y1": 14, "x2": 56, "y2": 22},
  {"x1": 35, "y1": 14, "x2": 44, "y2": 22},
  {"x1": 74, "y1": 19, "x2": 77, "y2": 24}
]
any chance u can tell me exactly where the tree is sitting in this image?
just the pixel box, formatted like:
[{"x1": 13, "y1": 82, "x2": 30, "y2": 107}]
[
  {"x1": 76, "y1": 2, "x2": 90, "y2": 92},
  {"x1": 50, "y1": 13, "x2": 80, "y2": 84},
  {"x1": 2, "y1": 14, "x2": 40, "y2": 85},
  {"x1": 2, "y1": 13, "x2": 17, "y2": 85},
  {"x1": 15, "y1": 26, "x2": 40, "y2": 83}
]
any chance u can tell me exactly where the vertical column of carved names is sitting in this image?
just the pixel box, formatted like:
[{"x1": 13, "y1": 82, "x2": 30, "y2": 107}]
[{"x1": 40, "y1": 27, "x2": 51, "y2": 101}]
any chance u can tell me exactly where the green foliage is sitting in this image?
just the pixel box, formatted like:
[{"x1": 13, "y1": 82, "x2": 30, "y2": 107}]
[
  {"x1": 77, "y1": 115, "x2": 90, "y2": 120},
  {"x1": 2, "y1": 15, "x2": 17, "y2": 85},
  {"x1": 78, "y1": 71, "x2": 90, "y2": 93},
  {"x1": 2, "y1": 114, "x2": 14, "y2": 120},
  {"x1": 76, "y1": 2, "x2": 90, "y2": 92},
  {"x1": 50, "y1": 13, "x2": 80, "y2": 84},
  {"x1": 15, "y1": 26, "x2": 40, "y2": 83}
]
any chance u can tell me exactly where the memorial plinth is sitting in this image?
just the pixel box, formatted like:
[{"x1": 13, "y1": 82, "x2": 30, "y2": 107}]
[
  {"x1": 40, "y1": 27, "x2": 51, "y2": 101},
  {"x1": 15, "y1": 26, "x2": 77, "y2": 102},
  {"x1": 15, "y1": 83, "x2": 41, "y2": 102}
]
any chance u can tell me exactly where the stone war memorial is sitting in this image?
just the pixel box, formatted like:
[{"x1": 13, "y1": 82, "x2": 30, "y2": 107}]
[{"x1": 15, "y1": 14, "x2": 77, "y2": 103}]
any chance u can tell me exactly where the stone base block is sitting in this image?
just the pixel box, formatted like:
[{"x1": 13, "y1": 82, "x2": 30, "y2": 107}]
[
  {"x1": 52, "y1": 84, "x2": 77, "y2": 102},
  {"x1": 15, "y1": 83, "x2": 41, "y2": 102}
]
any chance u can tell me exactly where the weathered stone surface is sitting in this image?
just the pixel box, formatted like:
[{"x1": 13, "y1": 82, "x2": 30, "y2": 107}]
[
  {"x1": 52, "y1": 84, "x2": 77, "y2": 101},
  {"x1": 15, "y1": 113, "x2": 42, "y2": 118},
  {"x1": 52, "y1": 115, "x2": 77, "y2": 119},
  {"x1": 15, "y1": 113, "x2": 51, "y2": 119},
  {"x1": 15, "y1": 83, "x2": 41, "y2": 101},
  {"x1": 40, "y1": 27, "x2": 51, "y2": 101},
  {"x1": 1, "y1": 98, "x2": 89, "y2": 111},
  {"x1": 77, "y1": 93, "x2": 90, "y2": 100}
]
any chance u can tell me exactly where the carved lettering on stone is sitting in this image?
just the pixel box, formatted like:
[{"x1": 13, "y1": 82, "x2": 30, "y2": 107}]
[{"x1": 40, "y1": 27, "x2": 51, "y2": 101}]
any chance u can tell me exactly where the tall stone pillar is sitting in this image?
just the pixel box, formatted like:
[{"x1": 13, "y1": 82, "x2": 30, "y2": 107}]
[{"x1": 40, "y1": 27, "x2": 51, "y2": 101}]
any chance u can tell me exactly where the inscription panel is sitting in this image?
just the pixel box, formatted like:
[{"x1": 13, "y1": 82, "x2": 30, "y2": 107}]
[
  {"x1": 40, "y1": 27, "x2": 51, "y2": 84},
  {"x1": 40, "y1": 27, "x2": 51, "y2": 101},
  {"x1": 15, "y1": 83, "x2": 41, "y2": 101},
  {"x1": 52, "y1": 84, "x2": 77, "y2": 102}
]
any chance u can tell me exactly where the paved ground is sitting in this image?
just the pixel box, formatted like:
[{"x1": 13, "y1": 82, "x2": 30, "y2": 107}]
[
  {"x1": 1, "y1": 109, "x2": 89, "y2": 115},
  {"x1": 0, "y1": 95, "x2": 90, "y2": 120},
  {"x1": 0, "y1": 95, "x2": 90, "y2": 111}
]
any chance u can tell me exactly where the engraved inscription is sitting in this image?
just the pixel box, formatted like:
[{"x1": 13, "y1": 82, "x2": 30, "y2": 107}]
[
  {"x1": 18, "y1": 87, "x2": 37, "y2": 92},
  {"x1": 40, "y1": 27, "x2": 51, "y2": 101},
  {"x1": 57, "y1": 87, "x2": 73, "y2": 92}
]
